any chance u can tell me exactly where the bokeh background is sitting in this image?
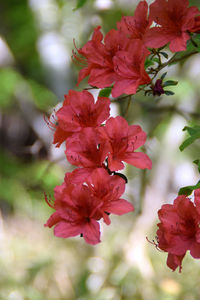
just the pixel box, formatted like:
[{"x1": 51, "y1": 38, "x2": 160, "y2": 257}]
[{"x1": 1, "y1": 0, "x2": 200, "y2": 299}]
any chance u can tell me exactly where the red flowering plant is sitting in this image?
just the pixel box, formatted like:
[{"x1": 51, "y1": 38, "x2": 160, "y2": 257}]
[
  {"x1": 44, "y1": 0, "x2": 200, "y2": 273},
  {"x1": 155, "y1": 189, "x2": 200, "y2": 272}
]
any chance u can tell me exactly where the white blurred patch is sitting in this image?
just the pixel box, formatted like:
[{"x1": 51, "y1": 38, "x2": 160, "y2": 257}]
[
  {"x1": 8, "y1": 291, "x2": 23, "y2": 300},
  {"x1": 87, "y1": 257, "x2": 105, "y2": 273},
  {"x1": 86, "y1": 274, "x2": 104, "y2": 292},
  {"x1": 0, "y1": 37, "x2": 14, "y2": 66},
  {"x1": 38, "y1": 32, "x2": 69, "y2": 70},
  {"x1": 95, "y1": 0, "x2": 113, "y2": 9}
]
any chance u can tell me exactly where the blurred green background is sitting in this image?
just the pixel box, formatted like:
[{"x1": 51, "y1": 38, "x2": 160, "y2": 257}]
[{"x1": 1, "y1": 0, "x2": 200, "y2": 299}]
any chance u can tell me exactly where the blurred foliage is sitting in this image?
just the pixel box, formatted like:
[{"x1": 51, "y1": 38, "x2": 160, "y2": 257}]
[{"x1": 0, "y1": 0, "x2": 200, "y2": 300}]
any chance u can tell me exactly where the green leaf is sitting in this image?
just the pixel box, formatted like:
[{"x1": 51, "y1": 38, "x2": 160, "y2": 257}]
[
  {"x1": 193, "y1": 159, "x2": 200, "y2": 173},
  {"x1": 164, "y1": 90, "x2": 175, "y2": 96},
  {"x1": 161, "y1": 72, "x2": 167, "y2": 80},
  {"x1": 163, "y1": 80, "x2": 178, "y2": 87},
  {"x1": 183, "y1": 125, "x2": 200, "y2": 136},
  {"x1": 98, "y1": 87, "x2": 112, "y2": 98},
  {"x1": 178, "y1": 180, "x2": 200, "y2": 196},
  {"x1": 73, "y1": 0, "x2": 87, "y2": 10},
  {"x1": 145, "y1": 58, "x2": 155, "y2": 69},
  {"x1": 179, "y1": 126, "x2": 200, "y2": 151},
  {"x1": 152, "y1": 57, "x2": 160, "y2": 64},
  {"x1": 160, "y1": 51, "x2": 168, "y2": 59}
]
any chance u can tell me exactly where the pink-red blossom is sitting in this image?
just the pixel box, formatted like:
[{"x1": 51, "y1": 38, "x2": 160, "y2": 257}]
[
  {"x1": 65, "y1": 127, "x2": 110, "y2": 168},
  {"x1": 156, "y1": 189, "x2": 200, "y2": 272},
  {"x1": 75, "y1": 26, "x2": 130, "y2": 88},
  {"x1": 103, "y1": 116, "x2": 152, "y2": 171},
  {"x1": 86, "y1": 168, "x2": 134, "y2": 224},
  {"x1": 112, "y1": 40, "x2": 150, "y2": 97},
  {"x1": 53, "y1": 90, "x2": 110, "y2": 147},
  {"x1": 117, "y1": 0, "x2": 151, "y2": 41},
  {"x1": 145, "y1": 0, "x2": 200, "y2": 52},
  {"x1": 45, "y1": 182, "x2": 102, "y2": 245}
]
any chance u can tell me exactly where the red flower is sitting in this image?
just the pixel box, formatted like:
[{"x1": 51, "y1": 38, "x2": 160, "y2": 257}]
[
  {"x1": 45, "y1": 182, "x2": 102, "y2": 245},
  {"x1": 65, "y1": 127, "x2": 110, "y2": 168},
  {"x1": 144, "y1": 0, "x2": 200, "y2": 52},
  {"x1": 112, "y1": 40, "x2": 150, "y2": 97},
  {"x1": 86, "y1": 168, "x2": 134, "y2": 224},
  {"x1": 103, "y1": 116, "x2": 152, "y2": 171},
  {"x1": 75, "y1": 26, "x2": 130, "y2": 88},
  {"x1": 117, "y1": 0, "x2": 151, "y2": 41},
  {"x1": 53, "y1": 90, "x2": 110, "y2": 147},
  {"x1": 156, "y1": 189, "x2": 200, "y2": 272}
]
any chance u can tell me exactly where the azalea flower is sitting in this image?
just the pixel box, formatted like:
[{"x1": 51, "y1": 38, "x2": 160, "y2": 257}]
[
  {"x1": 144, "y1": 0, "x2": 200, "y2": 52},
  {"x1": 75, "y1": 26, "x2": 130, "y2": 88},
  {"x1": 103, "y1": 116, "x2": 152, "y2": 171},
  {"x1": 117, "y1": 0, "x2": 151, "y2": 41},
  {"x1": 65, "y1": 127, "x2": 110, "y2": 168},
  {"x1": 86, "y1": 168, "x2": 134, "y2": 224},
  {"x1": 45, "y1": 182, "x2": 102, "y2": 245},
  {"x1": 156, "y1": 189, "x2": 200, "y2": 272},
  {"x1": 112, "y1": 39, "x2": 150, "y2": 97},
  {"x1": 53, "y1": 90, "x2": 110, "y2": 147}
]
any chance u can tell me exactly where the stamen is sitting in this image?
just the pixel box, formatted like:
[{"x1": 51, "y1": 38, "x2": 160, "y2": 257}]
[
  {"x1": 44, "y1": 192, "x2": 55, "y2": 209},
  {"x1": 146, "y1": 236, "x2": 163, "y2": 252},
  {"x1": 43, "y1": 112, "x2": 58, "y2": 131}
]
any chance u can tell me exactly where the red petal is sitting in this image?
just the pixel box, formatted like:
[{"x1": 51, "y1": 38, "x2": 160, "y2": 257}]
[
  {"x1": 83, "y1": 220, "x2": 101, "y2": 245},
  {"x1": 105, "y1": 199, "x2": 134, "y2": 215},
  {"x1": 44, "y1": 212, "x2": 61, "y2": 228},
  {"x1": 167, "y1": 253, "x2": 185, "y2": 272},
  {"x1": 123, "y1": 152, "x2": 152, "y2": 170},
  {"x1": 190, "y1": 242, "x2": 200, "y2": 258},
  {"x1": 54, "y1": 221, "x2": 81, "y2": 238}
]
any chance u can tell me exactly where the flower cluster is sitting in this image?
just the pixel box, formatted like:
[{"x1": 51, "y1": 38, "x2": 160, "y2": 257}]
[
  {"x1": 45, "y1": 89, "x2": 152, "y2": 244},
  {"x1": 45, "y1": 0, "x2": 200, "y2": 272},
  {"x1": 156, "y1": 190, "x2": 200, "y2": 272},
  {"x1": 74, "y1": 0, "x2": 200, "y2": 97}
]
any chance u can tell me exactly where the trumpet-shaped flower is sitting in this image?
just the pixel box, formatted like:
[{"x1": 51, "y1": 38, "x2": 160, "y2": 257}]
[
  {"x1": 103, "y1": 116, "x2": 152, "y2": 171},
  {"x1": 157, "y1": 189, "x2": 200, "y2": 272}
]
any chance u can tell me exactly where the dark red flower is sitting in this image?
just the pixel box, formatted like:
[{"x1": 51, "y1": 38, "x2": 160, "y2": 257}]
[
  {"x1": 112, "y1": 40, "x2": 150, "y2": 97},
  {"x1": 45, "y1": 181, "x2": 102, "y2": 245},
  {"x1": 53, "y1": 90, "x2": 110, "y2": 147},
  {"x1": 152, "y1": 79, "x2": 165, "y2": 96},
  {"x1": 103, "y1": 116, "x2": 152, "y2": 171},
  {"x1": 117, "y1": 0, "x2": 151, "y2": 41},
  {"x1": 65, "y1": 127, "x2": 110, "y2": 168},
  {"x1": 144, "y1": 0, "x2": 200, "y2": 52},
  {"x1": 86, "y1": 168, "x2": 134, "y2": 224},
  {"x1": 156, "y1": 189, "x2": 200, "y2": 272}
]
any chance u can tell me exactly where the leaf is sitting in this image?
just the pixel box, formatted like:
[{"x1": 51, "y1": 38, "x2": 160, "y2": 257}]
[
  {"x1": 179, "y1": 126, "x2": 200, "y2": 151},
  {"x1": 145, "y1": 58, "x2": 155, "y2": 69},
  {"x1": 178, "y1": 180, "x2": 200, "y2": 196},
  {"x1": 73, "y1": 0, "x2": 88, "y2": 10},
  {"x1": 183, "y1": 125, "x2": 200, "y2": 136},
  {"x1": 164, "y1": 90, "x2": 175, "y2": 96},
  {"x1": 161, "y1": 72, "x2": 167, "y2": 80},
  {"x1": 193, "y1": 159, "x2": 200, "y2": 173},
  {"x1": 160, "y1": 51, "x2": 168, "y2": 59},
  {"x1": 152, "y1": 57, "x2": 160, "y2": 64},
  {"x1": 163, "y1": 80, "x2": 178, "y2": 87},
  {"x1": 98, "y1": 87, "x2": 112, "y2": 98}
]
